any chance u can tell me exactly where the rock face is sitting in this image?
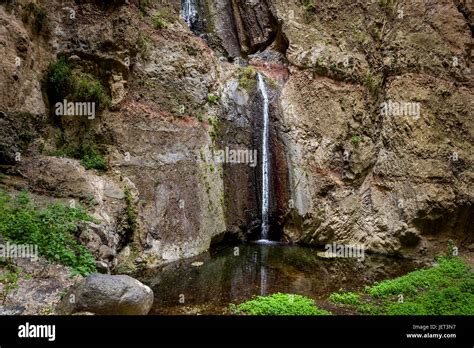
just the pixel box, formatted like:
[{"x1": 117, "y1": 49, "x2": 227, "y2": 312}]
[
  {"x1": 59, "y1": 273, "x2": 154, "y2": 315},
  {"x1": 0, "y1": 0, "x2": 472, "y2": 272}
]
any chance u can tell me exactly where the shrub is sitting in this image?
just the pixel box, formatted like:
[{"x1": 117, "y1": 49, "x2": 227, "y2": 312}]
[
  {"x1": 73, "y1": 74, "x2": 111, "y2": 111},
  {"x1": 0, "y1": 190, "x2": 96, "y2": 276},
  {"x1": 80, "y1": 144, "x2": 107, "y2": 170},
  {"x1": 230, "y1": 293, "x2": 331, "y2": 315},
  {"x1": 151, "y1": 11, "x2": 169, "y2": 29},
  {"x1": 44, "y1": 58, "x2": 110, "y2": 113},
  {"x1": 54, "y1": 141, "x2": 107, "y2": 171}
]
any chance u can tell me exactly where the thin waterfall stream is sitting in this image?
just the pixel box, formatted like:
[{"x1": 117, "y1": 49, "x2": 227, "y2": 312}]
[
  {"x1": 257, "y1": 73, "x2": 270, "y2": 241},
  {"x1": 181, "y1": 0, "x2": 198, "y2": 28}
]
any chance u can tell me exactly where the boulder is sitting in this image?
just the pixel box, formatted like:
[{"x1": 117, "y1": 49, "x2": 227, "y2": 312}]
[{"x1": 59, "y1": 273, "x2": 154, "y2": 315}]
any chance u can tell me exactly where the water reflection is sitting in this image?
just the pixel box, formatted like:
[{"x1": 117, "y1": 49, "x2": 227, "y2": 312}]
[{"x1": 136, "y1": 244, "x2": 423, "y2": 315}]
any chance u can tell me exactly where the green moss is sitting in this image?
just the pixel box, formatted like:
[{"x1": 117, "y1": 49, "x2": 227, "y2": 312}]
[
  {"x1": 362, "y1": 70, "x2": 382, "y2": 95},
  {"x1": 123, "y1": 186, "x2": 137, "y2": 236},
  {"x1": 151, "y1": 11, "x2": 169, "y2": 29},
  {"x1": 207, "y1": 116, "x2": 220, "y2": 144},
  {"x1": 237, "y1": 66, "x2": 257, "y2": 91},
  {"x1": 0, "y1": 190, "x2": 96, "y2": 276},
  {"x1": 53, "y1": 140, "x2": 107, "y2": 171},
  {"x1": 45, "y1": 56, "x2": 73, "y2": 105},
  {"x1": 137, "y1": 33, "x2": 151, "y2": 59},
  {"x1": 73, "y1": 74, "x2": 111, "y2": 111},
  {"x1": 230, "y1": 293, "x2": 331, "y2": 315},
  {"x1": 351, "y1": 134, "x2": 363, "y2": 145}
]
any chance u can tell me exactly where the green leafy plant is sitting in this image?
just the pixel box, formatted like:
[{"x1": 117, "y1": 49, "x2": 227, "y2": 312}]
[
  {"x1": 45, "y1": 56, "x2": 73, "y2": 105},
  {"x1": 230, "y1": 293, "x2": 331, "y2": 315},
  {"x1": 207, "y1": 116, "x2": 220, "y2": 143},
  {"x1": 351, "y1": 134, "x2": 362, "y2": 144},
  {"x1": 73, "y1": 74, "x2": 111, "y2": 111},
  {"x1": 237, "y1": 66, "x2": 257, "y2": 91},
  {"x1": 362, "y1": 70, "x2": 382, "y2": 95},
  {"x1": 0, "y1": 190, "x2": 97, "y2": 276},
  {"x1": 329, "y1": 291, "x2": 361, "y2": 305},
  {"x1": 151, "y1": 11, "x2": 169, "y2": 29}
]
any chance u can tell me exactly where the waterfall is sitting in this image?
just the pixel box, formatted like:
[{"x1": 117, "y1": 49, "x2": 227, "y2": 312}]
[
  {"x1": 181, "y1": 0, "x2": 198, "y2": 28},
  {"x1": 257, "y1": 73, "x2": 270, "y2": 241}
]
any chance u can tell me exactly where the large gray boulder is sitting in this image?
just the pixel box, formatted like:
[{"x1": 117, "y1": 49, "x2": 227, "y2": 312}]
[{"x1": 59, "y1": 273, "x2": 154, "y2": 315}]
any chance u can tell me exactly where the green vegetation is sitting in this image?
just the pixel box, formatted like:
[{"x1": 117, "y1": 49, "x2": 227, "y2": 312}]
[
  {"x1": 329, "y1": 256, "x2": 474, "y2": 315},
  {"x1": 362, "y1": 70, "x2": 382, "y2": 95},
  {"x1": 45, "y1": 56, "x2": 73, "y2": 105},
  {"x1": 73, "y1": 74, "x2": 110, "y2": 110},
  {"x1": 22, "y1": 2, "x2": 48, "y2": 35},
  {"x1": 230, "y1": 293, "x2": 331, "y2": 315},
  {"x1": 207, "y1": 116, "x2": 220, "y2": 144},
  {"x1": 53, "y1": 140, "x2": 107, "y2": 171},
  {"x1": 0, "y1": 261, "x2": 21, "y2": 304},
  {"x1": 137, "y1": 33, "x2": 151, "y2": 59},
  {"x1": 0, "y1": 190, "x2": 96, "y2": 276},
  {"x1": 237, "y1": 66, "x2": 257, "y2": 91},
  {"x1": 302, "y1": 0, "x2": 316, "y2": 13},
  {"x1": 329, "y1": 291, "x2": 361, "y2": 305},
  {"x1": 123, "y1": 186, "x2": 137, "y2": 236},
  {"x1": 351, "y1": 134, "x2": 363, "y2": 145},
  {"x1": 378, "y1": 0, "x2": 397, "y2": 15},
  {"x1": 138, "y1": 0, "x2": 152, "y2": 15},
  {"x1": 151, "y1": 11, "x2": 169, "y2": 29},
  {"x1": 206, "y1": 94, "x2": 220, "y2": 105},
  {"x1": 44, "y1": 57, "x2": 110, "y2": 111}
]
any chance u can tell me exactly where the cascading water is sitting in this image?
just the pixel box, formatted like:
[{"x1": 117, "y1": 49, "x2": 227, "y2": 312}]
[
  {"x1": 181, "y1": 0, "x2": 198, "y2": 29},
  {"x1": 257, "y1": 73, "x2": 270, "y2": 241}
]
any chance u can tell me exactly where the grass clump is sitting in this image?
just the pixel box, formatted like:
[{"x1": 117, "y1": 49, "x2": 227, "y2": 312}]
[
  {"x1": 0, "y1": 190, "x2": 96, "y2": 276},
  {"x1": 230, "y1": 293, "x2": 331, "y2": 315},
  {"x1": 329, "y1": 291, "x2": 361, "y2": 306}
]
